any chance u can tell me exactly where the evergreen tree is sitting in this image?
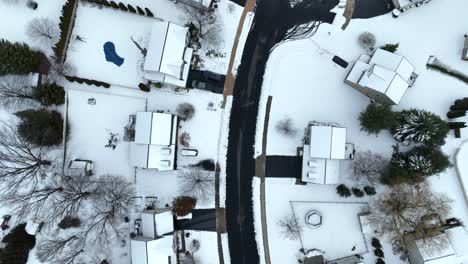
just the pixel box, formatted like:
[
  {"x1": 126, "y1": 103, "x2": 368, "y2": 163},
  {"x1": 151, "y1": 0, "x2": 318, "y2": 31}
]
[
  {"x1": 392, "y1": 109, "x2": 449, "y2": 146},
  {"x1": 359, "y1": 103, "x2": 396, "y2": 135},
  {"x1": 15, "y1": 109, "x2": 64, "y2": 146},
  {"x1": 381, "y1": 43, "x2": 399, "y2": 53},
  {"x1": 0, "y1": 223, "x2": 36, "y2": 264},
  {"x1": 0, "y1": 39, "x2": 41, "y2": 75},
  {"x1": 394, "y1": 145, "x2": 450, "y2": 177},
  {"x1": 172, "y1": 196, "x2": 196, "y2": 217},
  {"x1": 33, "y1": 83, "x2": 65, "y2": 106}
]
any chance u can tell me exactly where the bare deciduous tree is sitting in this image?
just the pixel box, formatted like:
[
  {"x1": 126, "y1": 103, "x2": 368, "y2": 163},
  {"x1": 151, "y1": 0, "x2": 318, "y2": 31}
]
[
  {"x1": 0, "y1": 75, "x2": 38, "y2": 111},
  {"x1": 183, "y1": 6, "x2": 221, "y2": 44},
  {"x1": 353, "y1": 151, "x2": 388, "y2": 184},
  {"x1": 52, "y1": 176, "x2": 97, "y2": 220},
  {"x1": 36, "y1": 235, "x2": 85, "y2": 264},
  {"x1": 26, "y1": 17, "x2": 59, "y2": 46},
  {"x1": 368, "y1": 183, "x2": 451, "y2": 247},
  {"x1": 178, "y1": 169, "x2": 214, "y2": 204},
  {"x1": 276, "y1": 117, "x2": 297, "y2": 136},
  {"x1": 83, "y1": 175, "x2": 135, "y2": 249},
  {"x1": 0, "y1": 122, "x2": 51, "y2": 193},
  {"x1": 176, "y1": 102, "x2": 195, "y2": 120},
  {"x1": 49, "y1": 58, "x2": 74, "y2": 83},
  {"x1": 278, "y1": 214, "x2": 302, "y2": 240}
]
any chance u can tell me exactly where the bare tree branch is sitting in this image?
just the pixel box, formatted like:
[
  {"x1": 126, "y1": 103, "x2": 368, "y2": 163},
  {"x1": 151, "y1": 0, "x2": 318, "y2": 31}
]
[
  {"x1": 178, "y1": 169, "x2": 215, "y2": 204},
  {"x1": 0, "y1": 121, "x2": 51, "y2": 194},
  {"x1": 0, "y1": 75, "x2": 39, "y2": 111},
  {"x1": 36, "y1": 235, "x2": 84, "y2": 264},
  {"x1": 26, "y1": 17, "x2": 59, "y2": 46},
  {"x1": 183, "y1": 6, "x2": 221, "y2": 45},
  {"x1": 277, "y1": 214, "x2": 302, "y2": 240},
  {"x1": 353, "y1": 151, "x2": 388, "y2": 184}
]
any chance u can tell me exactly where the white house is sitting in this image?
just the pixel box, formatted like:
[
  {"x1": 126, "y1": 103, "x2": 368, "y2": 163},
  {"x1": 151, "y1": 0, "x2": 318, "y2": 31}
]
[
  {"x1": 131, "y1": 209, "x2": 176, "y2": 264},
  {"x1": 129, "y1": 112, "x2": 178, "y2": 170},
  {"x1": 407, "y1": 226, "x2": 468, "y2": 264},
  {"x1": 345, "y1": 48, "x2": 416, "y2": 105},
  {"x1": 301, "y1": 125, "x2": 348, "y2": 184},
  {"x1": 143, "y1": 21, "x2": 194, "y2": 88}
]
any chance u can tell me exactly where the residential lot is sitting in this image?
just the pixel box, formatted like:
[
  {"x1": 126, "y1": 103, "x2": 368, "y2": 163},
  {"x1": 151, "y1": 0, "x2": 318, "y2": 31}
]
[{"x1": 255, "y1": 0, "x2": 468, "y2": 263}]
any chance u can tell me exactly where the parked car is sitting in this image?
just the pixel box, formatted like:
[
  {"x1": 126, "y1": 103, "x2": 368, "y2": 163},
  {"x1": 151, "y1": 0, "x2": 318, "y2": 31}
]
[
  {"x1": 181, "y1": 149, "x2": 198, "y2": 156},
  {"x1": 202, "y1": 71, "x2": 225, "y2": 81}
]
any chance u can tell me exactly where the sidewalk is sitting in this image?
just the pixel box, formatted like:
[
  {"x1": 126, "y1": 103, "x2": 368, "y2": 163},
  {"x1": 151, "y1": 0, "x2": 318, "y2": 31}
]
[{"x1": 222, "y1": 0, "x2": 256, "y2": 107}]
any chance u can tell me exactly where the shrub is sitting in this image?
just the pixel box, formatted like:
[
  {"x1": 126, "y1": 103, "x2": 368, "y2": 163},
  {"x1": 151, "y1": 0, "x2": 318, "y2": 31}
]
[
  {"x1": 110, "y1": 1, "x2": 118, "y2": 8},
  {"x1": 276, "y1": 117, "x2": 297, "y2": 136},
  {"x1": 359, "y1": 103, "x2": 396, "y2": 135},
  {"x1": 58, "y1": 216, "x2": 81, "y2": 229},
  {"x1": 176, "y1": 102, "x2": 195, "y2": 120},
  {"x1": 15, "y1": 109, "x2": 64, "y2": 146},
  {"x1": 352, "y1": 188, "x2": 365, "y2": 197},
  {"x1": 449, "y1": 122, "x2": 467, "y2": 129},
  {"x1": 391, "y1": 145, "x2": 450, "y2": 178},
  {"x1": 65, "y1": 75, "x2": 110, "y2": 88},
  {"x1": 118, "y1": 2, "x2": 128, "y2": 11},
  {"x1": 336, "y1": 184, "x2": 351, "y2": 197},
  {"x1": 138, "y1": 83, "x2": 150, "y2": 92},
  {"x1": 33, "y1": 83, "x2": 65, "y2": 106},
  {"x1": 0, "y1": 39, "x2": 41, "y2": 75},
  {"x1": 137, "y1": 6, "x2": 145, "y2": 15},
  {"x1": 127, "y1": 4, "x2": 136, "y2": 13},
  {"x1": 193, "y1": 159, "x2": 216, "y2": 171},
  {"x1": 451, "y1": 98, "x2": 468, "y2": 111},
  {"x1": 376, "y1": 258, "x2": 385, "y2": 264},
  {"x1": 0, "y1": 223, "x2": 36, "y2": 264},
  {"x1": 53, "y1": 0, "x2": 78, "y2": 60},
  {"x1": 363, "y1": 186, "x2": 377, "y2": 196},
  {"x1": 381, "y1": 43, "x2": 399, "y2": 53},
  {"x1": 101, "y1": 0, "x2": 111, "y2": 6},
  {"x1": 179, "y1": 132, "x2": 191, "y2": 147},
  {"x1": 371, "y1": 237, "x2": 382, "y2": 248},
  {"x1": 145, "y1": 7, "x2": 154, "y2": 17},
  {"x1": 172, "y1": 196, "x2": 196, "y2": 217},
  {"x1": 358, "y1": 32, "x2": 376, "y2": 50},
  {"x1": 447, "y1": 110, "x2": 466, "y2": 119},
  {"x1": 374, "y1": 248, "x2": 384, "y2": 258}
]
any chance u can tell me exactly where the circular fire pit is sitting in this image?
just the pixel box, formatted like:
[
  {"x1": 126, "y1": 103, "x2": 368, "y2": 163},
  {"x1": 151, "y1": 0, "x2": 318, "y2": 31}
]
[{"x1": 305, "y1": 210, "x2": 322, "y2": 228}]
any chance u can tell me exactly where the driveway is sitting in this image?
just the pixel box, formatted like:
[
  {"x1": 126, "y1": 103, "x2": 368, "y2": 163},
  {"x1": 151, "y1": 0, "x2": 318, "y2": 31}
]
[
  {"x1": 265, "y1": 156, "x2": 302, "y2": 178},
  {"x1": 175, "y1": 209, "x2": 217, "y2": 231}
]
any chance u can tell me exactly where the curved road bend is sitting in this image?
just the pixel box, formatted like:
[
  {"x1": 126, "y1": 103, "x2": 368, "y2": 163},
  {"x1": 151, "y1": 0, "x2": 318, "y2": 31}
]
[{"x1": 225, "y1": 0, "x2": 339, "y2": 263}]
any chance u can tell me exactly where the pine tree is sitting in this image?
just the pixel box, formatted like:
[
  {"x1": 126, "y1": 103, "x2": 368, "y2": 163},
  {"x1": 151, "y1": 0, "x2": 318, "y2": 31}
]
[
  {"x1": 381, "y1": 43, "x2": 399, "y2": 53},
  {"x1": 15, "y1": 109, "x2": 64, "y2": 146},
  {"x1": 33, "y1": 83, "x2": 65, "y2": 106},
  {"x1": 401, "y1": 145, "x2": 450, "y2": 176},
  {"x1": 137, "y1": 6, "x2": 145, "y2": 15},
  {"x1": 0, "y1": 224, "x2": 36, "y2": 264},
  {"x1": 359, "y1": 103, "x2": 396, "y2": 135},
  {"x1": 0, "y1": 39, "x2": 41, "y2": 75},
  {"x1": 145, "y1": 7, "x2": 154, "y2": 17},
  {"x1": 392, "y1": 109, "x2": 449, "y2": 146}
]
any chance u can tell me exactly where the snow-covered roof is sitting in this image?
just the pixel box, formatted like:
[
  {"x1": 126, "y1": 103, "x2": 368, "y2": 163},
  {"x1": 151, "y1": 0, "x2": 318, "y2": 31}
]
[
  {"x1": 135, "y1": 112, "x2": 176, "y2": 146},
  {"x1": 308, "y1": 126, "x2": 346, "y2": 159},
  {"x1": 301, "y1": 147, "x2": 340, "y2": 185},
  {"x1": 131, "y1": 235, "x2": 175, "y2": 264},
  {"x1": 346, "y1": 49, "x2": 414, "y2": 105},
  {"x1": 25, "y1": 220, "x2": 41, "y2": 235},
  {"x1": 129, "y1": 143, "x2": 176, "y2": 170},
  {"x1": 143, "y1": 21, "x2": 193, "y2": 87},
  {"x1": 141, "y1": 210, "x2": 174, "y2": 239},
  {"x1": 445, "y1": 226, "x2": 468, "y2": 261}
]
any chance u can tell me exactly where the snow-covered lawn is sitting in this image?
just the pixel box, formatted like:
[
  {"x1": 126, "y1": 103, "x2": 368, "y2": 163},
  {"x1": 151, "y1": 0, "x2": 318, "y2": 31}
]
[
  {"x1": 455, "y1": 140, "x2": 468, "y2": 205},
  {"x1": 67, "y1": 3, "x2": 155, "y2": 88},
  {"x1": 66, "y1": 87, "x2": 147, "y2": 178},
  {"x1": 185, "y1": 231, "x2": 220, "y2": 264},
  {"x1": 256, "y1": 0, "x2": 468, "y2": 263}
]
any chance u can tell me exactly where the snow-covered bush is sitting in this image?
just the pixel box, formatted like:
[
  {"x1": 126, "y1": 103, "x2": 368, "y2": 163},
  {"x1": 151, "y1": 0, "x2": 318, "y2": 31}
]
[
  {"x1": 336, "y1": 184, "x2": 351, "y2": 197},
  {"x1": 392, "y1": 109, "x2": 449, "y2": 146},
  {"x1": 179, "y1": 132, "x2": 191, "y2": 147},
  {"x1": 58, "y1": 216, "x2": 81, "y2": 229},
  {"x1": 364, "y1": 186, "x2": 377, "y2": 196},
  {"x1": 359, "y1": 103, "x2": 396, "y2": 135},
  {"x1": 358, "y1": 32, "x2": 376, "y2": 51},
  {"x1": 177, "y1": 102, "x2": 195, "y2": 120},
  {"x1": 352, "y1": 188, "x2": 365, "y2": 197},
  {"x1": 276, "y1": 117, "x2": 297, "y2": 136}
]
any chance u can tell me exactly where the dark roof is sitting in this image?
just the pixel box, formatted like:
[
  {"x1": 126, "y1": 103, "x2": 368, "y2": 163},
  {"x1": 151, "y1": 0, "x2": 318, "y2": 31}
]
[{"x1": 304, "y1": 255, "x2": 325, "y2": 264}]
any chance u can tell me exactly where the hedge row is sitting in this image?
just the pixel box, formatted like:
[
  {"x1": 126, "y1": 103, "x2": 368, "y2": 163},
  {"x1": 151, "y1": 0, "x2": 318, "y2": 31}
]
[
  {"x1": 65, "y1": 75, "x2": 110, "y2": 88},
  {"x1": 53, "y1": 0, "x2": 78, "y2": 60},
  {"x1": 84, "y1": 0, "x2": 154, "y2": 17}
]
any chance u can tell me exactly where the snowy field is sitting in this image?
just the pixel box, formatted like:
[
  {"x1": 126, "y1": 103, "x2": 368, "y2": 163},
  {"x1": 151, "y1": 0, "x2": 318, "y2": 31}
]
[
  {"x1": 256, "y1": 0, "x2": 468, "y2": 263},
  {"x1": 185, "y1": 231, "x2": 221, "y2": 264}
]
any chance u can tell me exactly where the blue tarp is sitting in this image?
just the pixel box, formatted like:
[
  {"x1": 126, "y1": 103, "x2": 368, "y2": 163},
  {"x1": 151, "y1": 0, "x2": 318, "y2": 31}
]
[{"x1": 103, "y1": 41, "x2": 124, "y2": 66}]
